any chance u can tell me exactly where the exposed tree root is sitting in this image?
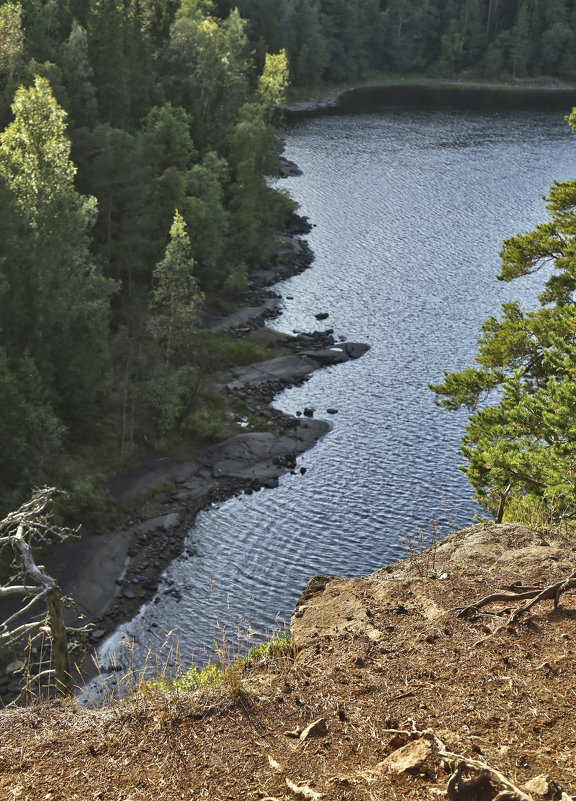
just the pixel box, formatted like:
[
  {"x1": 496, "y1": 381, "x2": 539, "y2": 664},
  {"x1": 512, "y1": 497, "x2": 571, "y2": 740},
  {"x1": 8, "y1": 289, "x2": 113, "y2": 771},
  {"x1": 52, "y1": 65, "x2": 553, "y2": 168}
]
[
  {"x1": 454, "y1": 570, "x2": 576, "y2": 624},
  {"x1": 382, "y1": 728, "x2": 534, "y2": 801}
]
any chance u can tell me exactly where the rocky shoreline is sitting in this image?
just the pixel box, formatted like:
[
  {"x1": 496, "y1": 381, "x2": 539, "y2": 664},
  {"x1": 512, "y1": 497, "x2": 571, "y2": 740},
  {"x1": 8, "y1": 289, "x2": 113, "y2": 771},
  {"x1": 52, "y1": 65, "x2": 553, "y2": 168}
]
[{"x1": 2, "y1": 206, "x2": 370, "y2": 696}]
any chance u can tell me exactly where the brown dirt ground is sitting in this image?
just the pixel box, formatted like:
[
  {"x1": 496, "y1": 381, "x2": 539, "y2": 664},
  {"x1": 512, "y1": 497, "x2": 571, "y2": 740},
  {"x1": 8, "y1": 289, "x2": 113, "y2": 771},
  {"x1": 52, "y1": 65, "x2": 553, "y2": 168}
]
[{"x1": 1, "y1": 523, "x2": 576, "y2": 801}]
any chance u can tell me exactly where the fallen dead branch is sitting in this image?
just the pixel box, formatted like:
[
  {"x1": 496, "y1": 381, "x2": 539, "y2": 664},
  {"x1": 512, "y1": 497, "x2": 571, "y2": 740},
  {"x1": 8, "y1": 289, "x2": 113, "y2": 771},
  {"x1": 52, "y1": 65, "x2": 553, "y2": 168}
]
[{"x1": 286, "y1": 778, "x2": 324, "y2": 800}]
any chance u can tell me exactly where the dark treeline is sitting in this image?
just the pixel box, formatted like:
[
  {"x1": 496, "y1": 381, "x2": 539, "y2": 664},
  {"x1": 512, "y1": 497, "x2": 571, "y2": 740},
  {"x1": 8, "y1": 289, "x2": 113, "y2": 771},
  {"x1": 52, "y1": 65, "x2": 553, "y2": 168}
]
[
  {"x1": 215, "y1": 0, "x2": 576, "y2": 85},
  {"x1": 0, "y1": 0, "x2": 291, "y2": 516}
]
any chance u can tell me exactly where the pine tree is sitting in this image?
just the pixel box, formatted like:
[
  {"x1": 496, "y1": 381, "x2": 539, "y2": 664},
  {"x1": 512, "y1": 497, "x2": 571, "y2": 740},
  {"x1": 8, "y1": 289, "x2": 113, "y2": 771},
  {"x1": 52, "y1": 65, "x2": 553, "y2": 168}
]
[{"x1": 431, "y1": 111, "x2": 576, "y2": 524}]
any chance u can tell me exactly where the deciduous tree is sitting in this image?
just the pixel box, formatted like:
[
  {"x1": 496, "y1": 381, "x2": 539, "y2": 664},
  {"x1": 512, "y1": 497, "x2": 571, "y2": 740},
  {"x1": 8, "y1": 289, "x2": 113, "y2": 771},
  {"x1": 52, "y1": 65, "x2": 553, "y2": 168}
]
[{"x1": 0, "y1": 76, "x2": 116, "y2": 426}]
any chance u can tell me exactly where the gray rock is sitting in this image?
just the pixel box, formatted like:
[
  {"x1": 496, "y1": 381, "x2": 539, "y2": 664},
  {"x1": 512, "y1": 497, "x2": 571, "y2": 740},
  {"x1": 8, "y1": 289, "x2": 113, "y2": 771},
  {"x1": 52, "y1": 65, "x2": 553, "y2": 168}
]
[
  {"x1": 523, "y1": 774, "x2": 568, "y2": 799},
  {"x1": 162, "y1": 512, "x2": 181, "y2": 530},
  {"x1": 344, "y1": 342, "x2": 370, "y2": 359}
]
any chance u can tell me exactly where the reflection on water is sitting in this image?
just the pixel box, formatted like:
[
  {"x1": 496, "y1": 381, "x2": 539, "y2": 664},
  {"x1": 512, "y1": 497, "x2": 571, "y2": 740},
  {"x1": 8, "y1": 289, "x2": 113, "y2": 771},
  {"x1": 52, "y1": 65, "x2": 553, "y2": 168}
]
[{"x1": 98, "y1": 106, "x2": 576, "y2": 671}]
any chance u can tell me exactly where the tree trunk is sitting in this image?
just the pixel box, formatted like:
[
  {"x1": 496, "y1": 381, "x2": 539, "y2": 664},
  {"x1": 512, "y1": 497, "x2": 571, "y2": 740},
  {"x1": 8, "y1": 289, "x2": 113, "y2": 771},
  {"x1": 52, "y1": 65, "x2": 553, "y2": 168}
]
[{"x1": 46, "y1": 588, "x2": 73, "y2": 696}]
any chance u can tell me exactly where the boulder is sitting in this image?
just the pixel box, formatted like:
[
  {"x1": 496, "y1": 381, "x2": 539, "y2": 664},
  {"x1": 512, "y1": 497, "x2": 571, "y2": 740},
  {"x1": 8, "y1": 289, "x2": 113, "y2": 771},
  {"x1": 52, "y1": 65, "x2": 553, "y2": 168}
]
[
  {"x1": 379, "y1": 738, "x2": 433, "y2": 774},
  {"x1": 523, "y1": 774, "x2": 569, "y2": 799},
  {"x1": 162, "y1": 512, "x2": 181, "y2": 530}
]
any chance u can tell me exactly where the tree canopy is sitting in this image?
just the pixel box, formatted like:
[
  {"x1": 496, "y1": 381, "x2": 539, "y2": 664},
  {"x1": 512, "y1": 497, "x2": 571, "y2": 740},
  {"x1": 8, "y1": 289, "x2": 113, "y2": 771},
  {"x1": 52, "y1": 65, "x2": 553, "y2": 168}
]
[
  {"x1": 216, "y1": 0, "x2": 576, "y2": 86},
  {"x1": 0, "y1": 0, "x2": 292, "y2": 514}
]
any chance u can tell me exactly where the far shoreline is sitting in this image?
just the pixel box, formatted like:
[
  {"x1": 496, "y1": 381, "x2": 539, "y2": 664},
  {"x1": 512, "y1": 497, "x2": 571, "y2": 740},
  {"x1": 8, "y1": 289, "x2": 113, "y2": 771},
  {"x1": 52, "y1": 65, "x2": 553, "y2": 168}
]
[{"x1": 284, "y1": 74, "x2": 576, "y2": 114}]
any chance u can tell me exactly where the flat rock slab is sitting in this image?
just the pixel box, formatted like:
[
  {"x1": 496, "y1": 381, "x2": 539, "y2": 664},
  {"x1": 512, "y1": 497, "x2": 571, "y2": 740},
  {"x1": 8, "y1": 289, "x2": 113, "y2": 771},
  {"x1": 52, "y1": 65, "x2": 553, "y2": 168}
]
[
  {"x1": 44, "y1": 530, "x2": 131, "y2": 622},
  {"x1": 199, "y1": 421, "x2": 330, "y2": 480},
  {"x1": 202, "y1": 299, "x2": 280, "y2": 331},
  {"x1": 105, "y1": 456, "x2": 200, "y2": 499},
  {"x1": 226, "y1": 343, "x2": 370, "y2": 389}
]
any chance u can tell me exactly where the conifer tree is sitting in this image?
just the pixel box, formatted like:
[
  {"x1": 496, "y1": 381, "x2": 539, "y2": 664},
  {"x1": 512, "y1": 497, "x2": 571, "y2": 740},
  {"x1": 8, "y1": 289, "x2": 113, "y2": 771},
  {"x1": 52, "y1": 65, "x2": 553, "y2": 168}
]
[
  {"x1": 431, "y1": 110, "x2": 576, "y2": 524},
  {"x1": 149, "y1": 210, "x2": 204, "y2": 366}
]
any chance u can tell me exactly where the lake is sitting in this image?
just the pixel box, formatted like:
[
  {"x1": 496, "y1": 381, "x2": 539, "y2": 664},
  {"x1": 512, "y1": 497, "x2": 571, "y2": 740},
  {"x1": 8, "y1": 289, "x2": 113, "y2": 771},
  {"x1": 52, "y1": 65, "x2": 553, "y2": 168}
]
[{"x1": 97, "y1": 98, "x2": 576, "y2": 674}]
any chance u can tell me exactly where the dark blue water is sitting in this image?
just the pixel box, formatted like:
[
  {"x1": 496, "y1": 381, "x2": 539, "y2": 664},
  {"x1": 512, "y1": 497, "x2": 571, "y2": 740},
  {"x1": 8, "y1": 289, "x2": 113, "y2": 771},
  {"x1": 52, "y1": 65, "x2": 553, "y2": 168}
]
[{"x1": 98, "y1": 107, "x2": 576, "y2": 671}]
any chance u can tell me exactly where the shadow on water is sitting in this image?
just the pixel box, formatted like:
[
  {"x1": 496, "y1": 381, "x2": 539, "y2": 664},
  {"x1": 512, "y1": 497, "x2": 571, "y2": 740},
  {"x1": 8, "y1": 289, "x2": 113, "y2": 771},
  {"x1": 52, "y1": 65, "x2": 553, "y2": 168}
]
[{"x1": 300, "y1": 82, "x2": 576, "y2": 115}]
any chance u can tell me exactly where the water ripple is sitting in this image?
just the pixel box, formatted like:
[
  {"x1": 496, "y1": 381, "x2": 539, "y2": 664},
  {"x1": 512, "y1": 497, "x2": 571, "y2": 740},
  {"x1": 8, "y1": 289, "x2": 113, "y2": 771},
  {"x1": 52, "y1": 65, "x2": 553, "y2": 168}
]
[{"x1": 101, "y1": 107, "x2": 576, "y2": 669}]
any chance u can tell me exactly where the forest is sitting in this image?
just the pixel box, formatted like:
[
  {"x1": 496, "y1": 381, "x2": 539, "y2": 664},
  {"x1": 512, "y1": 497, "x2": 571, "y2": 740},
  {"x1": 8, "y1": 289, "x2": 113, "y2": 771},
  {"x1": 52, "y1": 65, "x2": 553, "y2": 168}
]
[
  {"x1": 217, "y1": 0, "x2": 576, "y2": 85},
  {"x1": 0, "y1": 0, "x2": 293, "y2": 518},
  {"x1": 1, "y1": 0, "x2": 576, "y2": 523}
]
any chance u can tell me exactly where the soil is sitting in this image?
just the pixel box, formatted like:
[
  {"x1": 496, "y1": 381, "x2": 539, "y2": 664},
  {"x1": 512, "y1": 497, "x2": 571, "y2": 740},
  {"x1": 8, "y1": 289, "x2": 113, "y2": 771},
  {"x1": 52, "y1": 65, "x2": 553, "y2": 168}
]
[{"x1": 1, "y1": 522, "x2": 575, "y2": 801}]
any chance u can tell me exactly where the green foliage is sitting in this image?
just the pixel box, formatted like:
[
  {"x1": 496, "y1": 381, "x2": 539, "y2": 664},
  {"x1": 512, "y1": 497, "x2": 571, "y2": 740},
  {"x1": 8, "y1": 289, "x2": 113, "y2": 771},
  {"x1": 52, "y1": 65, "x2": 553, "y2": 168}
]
[
  {"x1": 149, "y1": 210, "x2": 205, "y2": 366},
  {"x1": 181, "y1": 151, "x2": 230, "y2": 291},
  {"x1": 167, "y1": 1, "x2": 251, "y2": 146},
  {"x1": 52, "y1": 475, "x2": 118, "y2": 532},
  {"x1": 0, "y1": 349, "x2": 64, "y2": 516},
  {"x1": 0, "y1": 3, "x2": 24, "y2": 82},
  {"x1": 144, "y1": 364, "x2": 200, "y2": 435},
  {"x1": 149, "y1": 633, "x2": 293, "y2": 695},
  {"x1": 0, "y1": 77, "x2": 117, "y2": 426},
  {"x1": 218, "y1": 0, "x2": 576, "y2": 86},
  {"x1": 241, "y1": 633, "x2": 293, "y2": 666},
  {"x1": 151, "y1": 661, "x2": 222, "y2": 693},
  {"x1": 432, "y1": 110, "x2": 576, "y2": 524},
  {"x1": 0, "y1": 0, "x2": 298, "y2": 499},
  {"x1": 190, "y1": 331, "x2": 270, "y2": 371},
  {"x1": 183, "y1": 403, "x2": 228, "y2": 442},
  {"x1": 0, "y1": 75, "x2": 75, "y2": 214},
  {"x1": 60, "y1": 20, "x2": 98, "y2": 127},
  {"x1": 257, "y1": 49, "x2": 289, "y2": 111}
]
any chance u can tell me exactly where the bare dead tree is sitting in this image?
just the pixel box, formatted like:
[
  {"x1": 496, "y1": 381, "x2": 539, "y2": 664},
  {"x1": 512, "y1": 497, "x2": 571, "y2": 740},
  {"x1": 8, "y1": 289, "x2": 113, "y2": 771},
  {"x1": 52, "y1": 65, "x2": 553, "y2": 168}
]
[{"x1": 0, "y1": 487, "x2": 80, "y2": 701}]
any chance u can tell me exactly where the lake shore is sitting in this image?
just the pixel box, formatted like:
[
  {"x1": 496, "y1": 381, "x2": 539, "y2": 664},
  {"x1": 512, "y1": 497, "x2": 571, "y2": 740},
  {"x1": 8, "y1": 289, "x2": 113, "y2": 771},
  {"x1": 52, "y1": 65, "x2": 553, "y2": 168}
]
[{"x1": 19, "y1": 208, "x2": 370, "y2": 694}]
